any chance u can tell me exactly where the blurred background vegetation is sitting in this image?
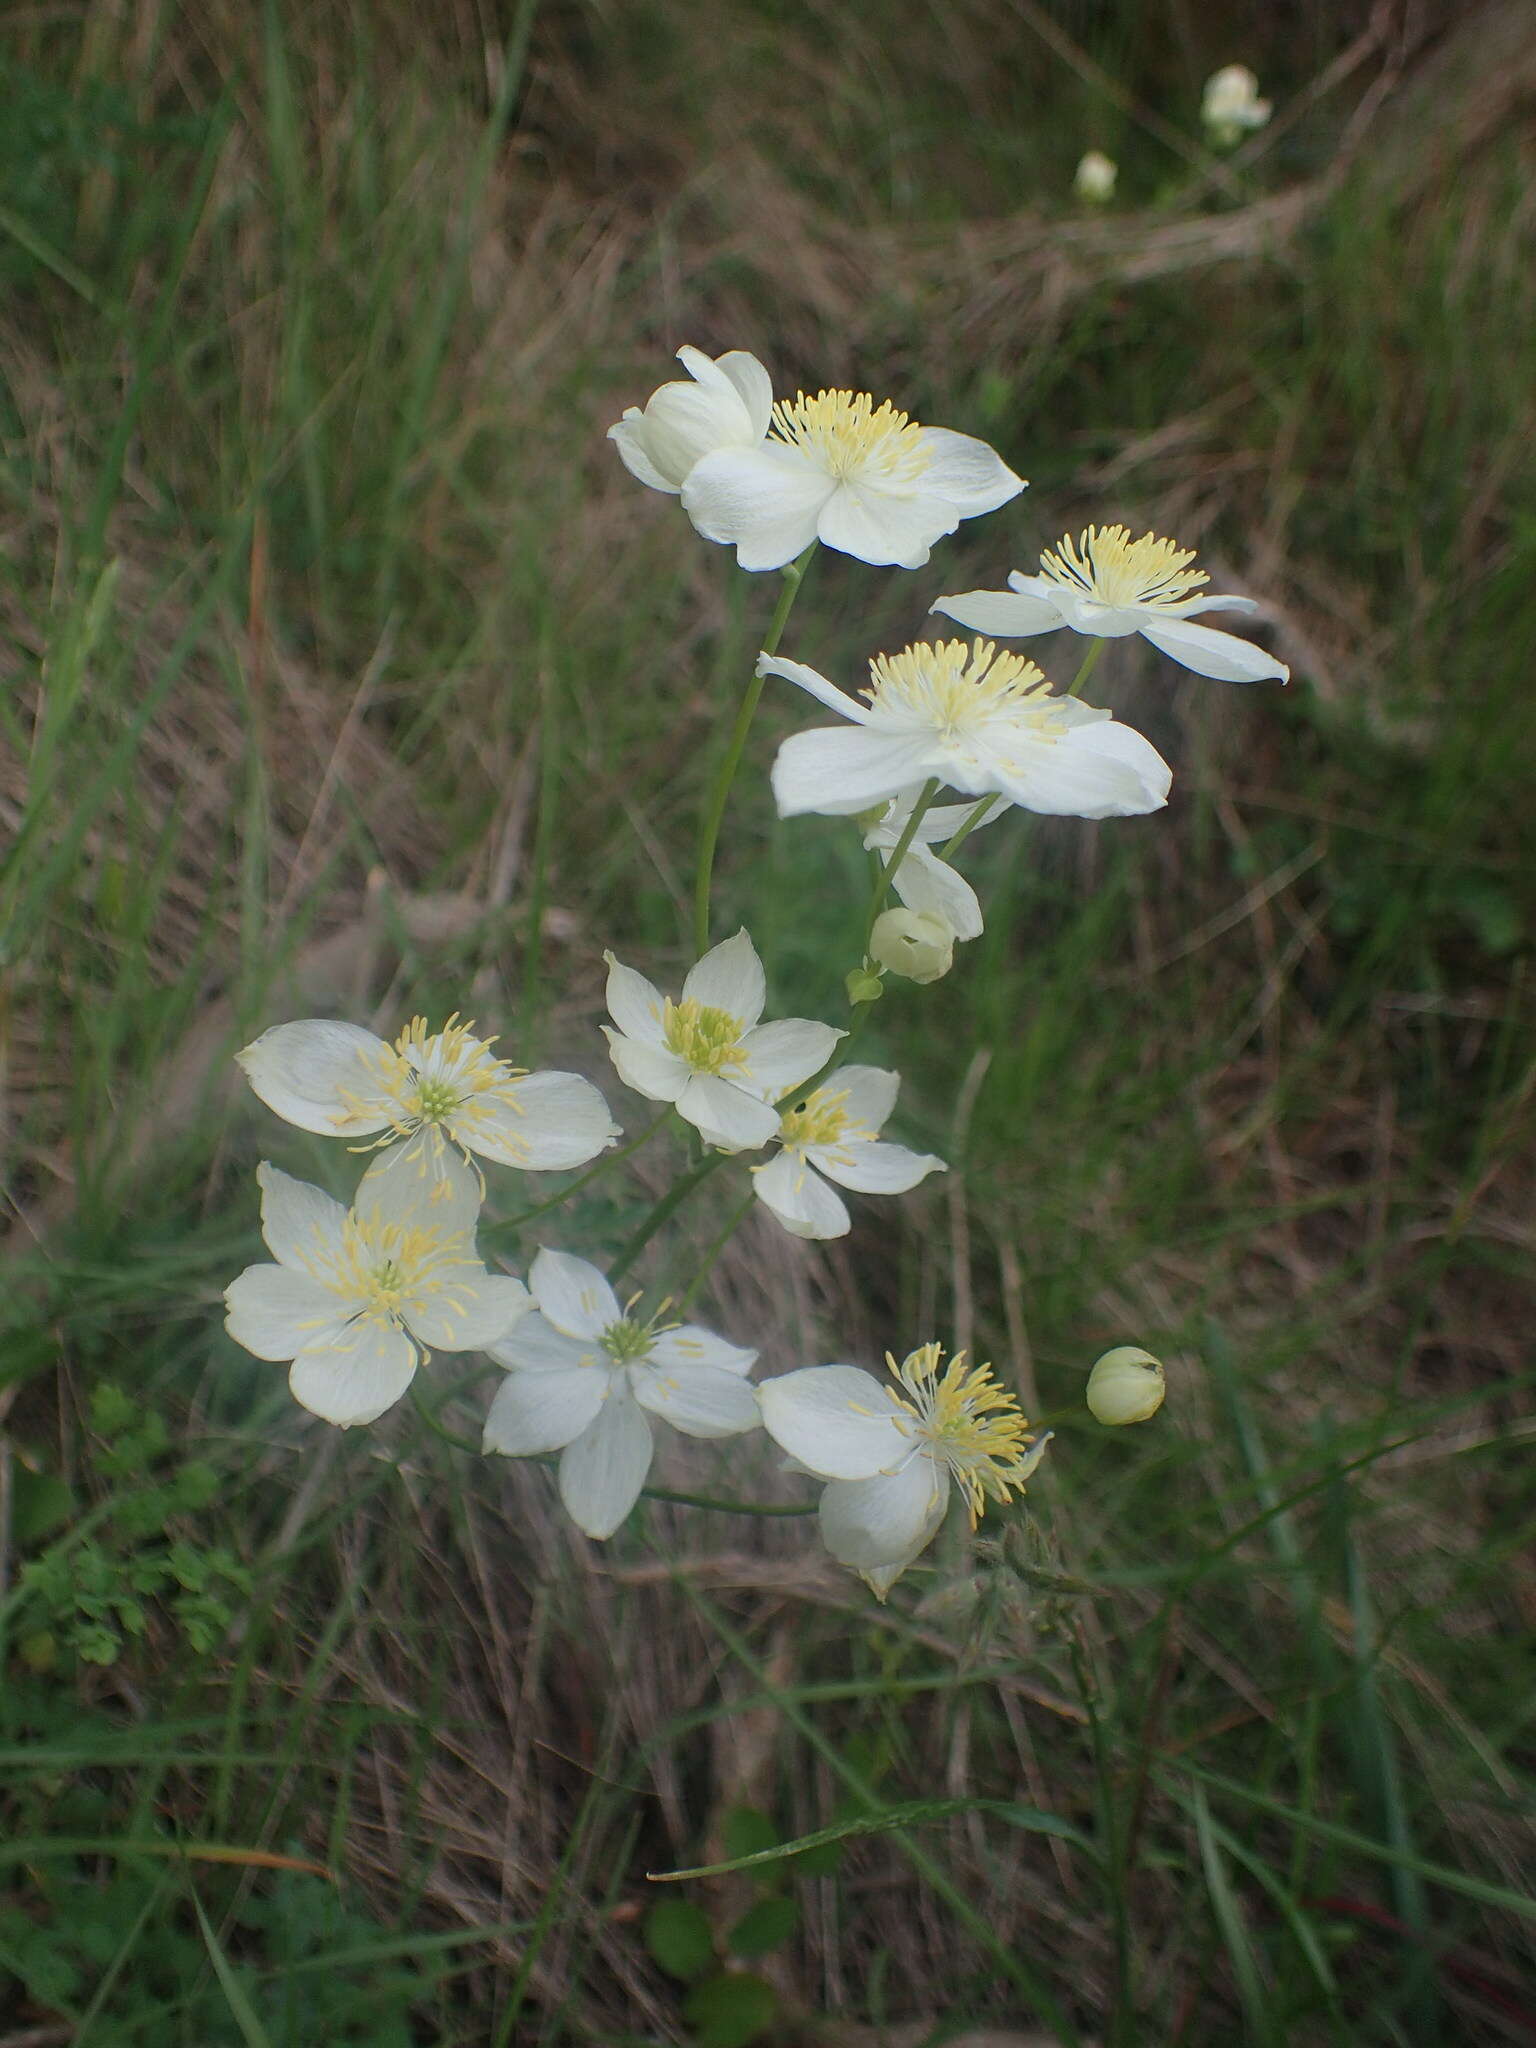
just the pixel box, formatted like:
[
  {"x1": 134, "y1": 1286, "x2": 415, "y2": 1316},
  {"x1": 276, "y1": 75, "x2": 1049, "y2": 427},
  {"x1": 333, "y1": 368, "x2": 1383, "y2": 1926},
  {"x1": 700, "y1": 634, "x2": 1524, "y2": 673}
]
[{"x1": 2, "y1": 0, "x2": 1534, "y2": 2041}]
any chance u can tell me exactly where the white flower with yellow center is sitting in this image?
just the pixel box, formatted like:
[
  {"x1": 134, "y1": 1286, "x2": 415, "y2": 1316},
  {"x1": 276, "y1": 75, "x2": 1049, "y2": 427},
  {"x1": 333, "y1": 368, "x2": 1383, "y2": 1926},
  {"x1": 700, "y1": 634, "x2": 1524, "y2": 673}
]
[
  {"x1": 602, "y1": 930, "x2": 843, "y2": 1154},
  {"x1": 759, "y1": 1344, "x2": 1050, "y2": 1598},
  {"x1": 1202, "y1": 65, "x2": 1272, "y2": 148},
  {"x1": 236, "y1": 1015, "x2": 619, "y2": 1184},
  {"x1": 482, "y1": 1249, "x2": 760, "y2": 1539},
  {"x1": 608, "y1": 346, "x2": 774, "y2": 494},
  {"x1": 680, "y1": 386, "x2": 1025, "y2": 572},
  {"x1": 932, "y1": 525, "x2": 1289, "y2": 684},
  {"x1": 763, "y1": 638, "x2": 1171, "y2": 821},
  {"x1": 224, "y1": 1152, "x2": 529, "y2": 1427},
  {"x1": 751, "y1": 1066, "x2": 944, "y2": 1240}
]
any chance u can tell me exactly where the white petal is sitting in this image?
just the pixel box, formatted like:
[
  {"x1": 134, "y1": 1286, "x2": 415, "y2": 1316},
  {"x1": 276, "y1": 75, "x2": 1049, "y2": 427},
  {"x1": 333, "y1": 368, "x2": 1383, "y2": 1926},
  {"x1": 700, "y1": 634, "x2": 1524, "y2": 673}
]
[
  {"x1": 530, "y1": 1247, "x2": 621, "y2": 1339},
  {"x1": 474, "y1": 1071, "x2": 619, "y2": 1171},
  {"x1": 812, "y1": 1137, "x2": 945, "y2": 1195},
  {"x1": 1170, "y1": 591, "x2": 1258, "y2": 619},
  {"x1": 985, "y1": 718, "x2": 1170, "y2": 819},
  {"x1": 681, "y1": 929, "x2": 764, "y2": 1027},
  {"x1": 408, "y1": 1269, "x2": 530, "y2": 1351},
  {"x1": 888, "y1": 842, "x2": 984, "y2": 941},
  {"x1": 1139, "y1": 615, "x2": 1289, "y2": 683},
  {"x1": 755, "y1": 653, "x2": 871, "y2": 723},
  {"x1": 681, "y1": 444, "x2": 831, "y2": 571},
  {"x1": 818, "y1": 1456, "x2": 948, "y2": 1571},
  {"x1": 484, "y1": 1309, "x2": 598, "y2": 1372},
  {"x1": 604, "y1": 954, "x2": 668, "y2": 1047},
  {"x1": 631, "y1": 1360, "x2": 761, "y2": 1438},
  {"x1": 236, "y1": 1020, "x2": 391, "y2": 1137},
  {"x1": 482, "y1": 1364, "x2": 608, "y2": 1454},
  {"x1": 635, "y1": 380, "x2": 754, "y2": 488},
  {"x1": 752, "y1": 1150, "x2": 851, "y2": 1239},
  {"x1": 708, "y1": 349, "x2": 774, "y2": 438},
  {"x1": 929, "y1": 585, "x2": 1065, "y2": 638},
  {"x1": 255, "y1": 1161, "x2": 347, "y2": 1270},
  {"x1": 225, "y1": 1264, "x2": 351, "y2": 1360},
  {"x1": 677, "y1": 1074, "x2": 780, "y2": 1153},
  {"x1": 608, "y1": 412, "x2": 679, "y2": 494},
  {"x1": 739, "y1": 1018, "x2": 844, "y2": 1100},
  {"x1": 356, "y1": 1141, "x2": 481, "y2": 1239},
  {"x1": 649, "y1": 1325, "x2": 758, "y2": 1378},
  {"x1": 824, "y1": 1064, "x2": 899, "y2": 1131},
  {"x1": 756, "y1": 1364, "x2": 912, "y2": 1478},
  {"x1": 604, "y1": 1028, "x2": 688, "y2": 1104},
  {"x1": 288, "y1": 1324, "x2": 418, "y2": 1428},
  {"x1": 865, "y1": 795, "x2": 994, "y2": 848},
  {"x1": 815, "y1": 481, "x2": 958, "y2": 570},
  {"x1": 771, "y1": 727, "x2": 941, "y2": 819},
  {"x1": 911, "y1": 428, "x2": 1025, "y2": 515},
  {"x1": 558, "y1": 1389, "x2": 654, "y2": 1539}
]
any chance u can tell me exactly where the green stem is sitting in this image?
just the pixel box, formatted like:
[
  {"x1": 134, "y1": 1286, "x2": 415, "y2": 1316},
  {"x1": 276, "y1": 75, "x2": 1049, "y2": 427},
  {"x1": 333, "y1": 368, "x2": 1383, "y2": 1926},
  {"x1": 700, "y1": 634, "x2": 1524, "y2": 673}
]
[
  {"x1": 1067, "y1": 636, "x2": 1107, "y2": 698},
  {"x1": 862, "y1": 777, "x2": 942, "y2": 952},
  {"x1": 483, "y1": 1108, "x2": 673, "y2": 1242},
  {"x1": 692, "y1": 543, "x2": 816, "y2": 955},
  {"x1": 939, "y1": 793, "x2": 1000, "y2": 859},
  {"x1": 607, "y1": 1150, "x2": 728, "y2": 1286},
  {"x1": 678, "y1": 1186, "x2": 756, "y2": 1313}
]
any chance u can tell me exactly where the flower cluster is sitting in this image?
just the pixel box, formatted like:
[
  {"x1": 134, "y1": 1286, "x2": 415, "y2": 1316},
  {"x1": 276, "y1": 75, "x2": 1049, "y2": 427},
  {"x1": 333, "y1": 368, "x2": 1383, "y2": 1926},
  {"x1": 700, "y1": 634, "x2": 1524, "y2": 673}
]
[{"x1": 222, "y1": 339, "x2": 1267, "y2": 1591}]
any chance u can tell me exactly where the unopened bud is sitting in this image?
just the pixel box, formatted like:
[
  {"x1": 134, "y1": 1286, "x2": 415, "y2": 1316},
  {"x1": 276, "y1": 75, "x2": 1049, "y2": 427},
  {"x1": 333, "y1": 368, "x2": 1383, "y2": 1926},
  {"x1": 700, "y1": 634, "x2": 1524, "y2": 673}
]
[
  {"x1": 845, "y1": 967, "x2": 885, "y2": 1005},
  {"x1": 870, "y1": 908, "x2": 954, "y2": 985},
  {"x1": 1086, "y1": 1347, "x2": 1166, "y2": 1426},
  {"x1": 1073, "y1": 150, "x2": 1117, "y2": 203}
]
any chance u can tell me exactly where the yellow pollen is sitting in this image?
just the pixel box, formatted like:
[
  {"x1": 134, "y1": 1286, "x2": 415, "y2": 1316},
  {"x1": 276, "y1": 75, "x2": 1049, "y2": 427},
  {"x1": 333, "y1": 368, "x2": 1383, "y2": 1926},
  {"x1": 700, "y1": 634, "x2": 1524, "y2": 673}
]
[
  {"x1": 864, "y1": 638, "x2": 1055, "y2": 738},
  {"x1": 770, "y1": 389, "x2": 932, "y2": 484},
  {"x1": 1040, "y1": 525, "x2": 1208, "y2": 610},
  {"x1": 889, "y1": 1342, "x2": 1040, "y2": 1525},
  {"x1": 778, "y1": 1086, "x2": 853, "y2": 1152},
  {"x1": 662, "y1": 997, "x2": 747, "y2": 1076},
  {"x1": 309, "y1": 1213, "x2": 479, "y2": 1333},
  {"x1": 345, "y1": 1013, "x2": 530, "y2": 1165}
]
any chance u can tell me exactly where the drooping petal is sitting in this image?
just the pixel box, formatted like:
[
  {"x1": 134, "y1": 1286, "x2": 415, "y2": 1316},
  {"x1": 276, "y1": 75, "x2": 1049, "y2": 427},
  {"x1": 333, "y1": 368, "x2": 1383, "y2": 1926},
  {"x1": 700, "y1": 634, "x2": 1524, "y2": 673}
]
[
  {"x1": 751, "y1": 1150, "x2": 851, "y2": 1240},
  {"x1": 529, "y1": 1247, "x2": 622, "y2": 1340},
  {"x1": 558, "y1": 1389, "x2": 654, "y2": 1539},
  {"x1": 631, "y1": 1360, "x2": 762, "y2": 1437},
  {"x1": 756, "y1": 653, "x2": 872, "y2": 723},
  {"x1": 681, "y1": 444, "x2": 832, "y2": 571},
  {"x1": 482, "y1": 1364, "x2": 608, "y2": 1454},
  {"x1": 236, "y1": 1019, "x2": 392, "y2": 1136},
  {"x1": 811, "y1": 1137, "x2": 945, "y2": 1195},
  {"x1": 757, "y1": 1364, "x2": 912, "y2": 1479},
  {"x1": 888, "y1": 842, "x2": 984, "y2": 941},
  {"x1": 930, "y1": 584, "x2": 1065, "y2": 638},
  {"x1": 649, "y1": 1325, "x2": 758, "y2": 1378},
  {"x1": 473, "y1": 1071, "x2": 620, "y2": 1171},
  {"x1": 739, "y1": 1018, "x2": 845, "y2": 1101},
  {"x1": 485, "y1": 1310, "x2": 598, "y2": 1373},
  {"x1": 356, "y1": 1141, "x2": 482, "y2": 1240},
  {"x1": 1169, "y1": 592, "x2": 1259, "y2": 619},
  {"x1": 817, "y1": 1454, "x2": 949, "y2": 1571},
  {"x1": 225, "y1": 1263, "x2": 352, "y2": 1361},
  {"x1": 608, "y1": 413, "x2": 677, "y2": 493},
  {"x1": 1139, "y1": 615, "x2": 1289, "y2": 683},
  {"x1": 407, "y1": 1269, "x2": 530, "y2": 1351},
  {"x1": 825, "y1": 1065, "x2": 900, "y2": 1132},
  {"x1": 771, "y1": 727, "x2": 941, "y2": 819},
  {"x1": 604, "y1": 954, "x2": 669, "y2": 1047},
  {"x1": 681, "y1": 929, "x2": 765, "y2": 1028},
  {"x1": 255, "y1": 1161, "x2": 348, "y2": 1270},
  {"x1": 911, "y1": 428, "x2": 1026, "y2": 515},
  {"x1": 289, "y1": 1324, "x2": 418, "y2": 1428},
  {"x1": 814, "y1": 481, "x2": 959, "y2": 570},
  {"x1": 676, "y1": 1074, "x2": 781, "y2": 1153},
  {"x1": 603, "y1": 1028, "x2": 689, "y2": 1104}
]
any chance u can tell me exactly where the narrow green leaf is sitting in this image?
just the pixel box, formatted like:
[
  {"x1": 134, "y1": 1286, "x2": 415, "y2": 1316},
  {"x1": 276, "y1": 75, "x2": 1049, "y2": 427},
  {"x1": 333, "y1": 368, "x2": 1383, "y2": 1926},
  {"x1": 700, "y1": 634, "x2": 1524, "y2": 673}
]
[{"x1": 649, "y1": 1797, "x2": 1094, "y2": 1880}]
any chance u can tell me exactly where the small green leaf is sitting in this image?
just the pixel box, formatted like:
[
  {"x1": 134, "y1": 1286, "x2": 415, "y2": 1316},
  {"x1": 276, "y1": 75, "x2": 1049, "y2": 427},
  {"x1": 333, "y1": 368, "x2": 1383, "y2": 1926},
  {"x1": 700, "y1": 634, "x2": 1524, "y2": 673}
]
[
  {"x1": 9, "y1": 1467, "x2": 75, "y2": 1546},
  {"x1": 683, "y1": 1969, "x2": 777, "y2": 2048},
  {"x1": 644, "y1": 1897, "x2": 714, "y2": 1983},
  {"x1": 726, "y1": 1895, "x2": 798, "y2": 1958}
]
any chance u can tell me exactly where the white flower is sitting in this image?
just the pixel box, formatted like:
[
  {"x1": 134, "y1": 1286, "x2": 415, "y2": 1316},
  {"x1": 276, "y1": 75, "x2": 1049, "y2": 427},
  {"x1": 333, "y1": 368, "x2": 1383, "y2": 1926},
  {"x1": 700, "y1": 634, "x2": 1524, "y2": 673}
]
[
  {"x1": 224, "y1": 1152, "x2": 528, "y2": 1428},
  {"x1": 862, "y1": 792, "x2": 997, "y2": 942},
  {"x1": 608, "y1": 346, "x2": 774, "y2": 494},
  {"x1": 763, "y1": 638, "x2": 1171, "y2": 822},
  {"x1": 602, "y1": 930, "x2": 843, "y2": 1154},
  {"x1": 236, "y1": 1015, "x2": 619, "y2": 1185},
  {"x1": 680, "y1": 386, "x2": 1024, "y2": 572},
  {"x1": 758, "y1": 1343, "x2": 1049, "y2": 1597},
  {"x1": 932, "y1": 525, "x2": 1290, "y2": 684},
  {"x1": 1202, "y1": 65, "x2": 1271, "y2": 148},
  {"x1": 1074, "y1": 150, "x2": 1117, "y2": 202},
  {"x1": 482, "y1": 1249, "x2": 759, "y2": 1538},
  {"x1": 869, "y1": 908, "x2": 954, "y2": 984},
  {"x1": 751, "y1": 1066, "x2": 944, "y2": 1240}
]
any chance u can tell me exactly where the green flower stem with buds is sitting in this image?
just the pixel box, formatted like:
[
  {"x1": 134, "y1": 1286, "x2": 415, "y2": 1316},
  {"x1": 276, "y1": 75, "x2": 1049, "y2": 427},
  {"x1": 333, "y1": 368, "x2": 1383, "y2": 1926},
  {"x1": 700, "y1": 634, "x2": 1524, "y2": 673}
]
[
  {"x1": 692, "y1": 542, "x2": 817, "y2": 955},
  {"x1": 939, "y1": 793, "x2": 999, "y2": 859},
  {"x1": 1067, "y1": 636, "x2": 1107, "y2": 698},
  {"x1": 861, "y1": 777, "x2": 942, "y2": 951}
]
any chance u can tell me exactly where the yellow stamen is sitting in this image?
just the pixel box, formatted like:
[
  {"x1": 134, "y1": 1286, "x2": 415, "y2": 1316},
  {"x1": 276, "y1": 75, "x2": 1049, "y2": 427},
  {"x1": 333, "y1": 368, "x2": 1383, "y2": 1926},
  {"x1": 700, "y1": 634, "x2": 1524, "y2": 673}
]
[
  {"x1": 864, "y1": 638, "x2": 1056, "y2": 740},
  {"x1": 304, "y1": 1211, "x2": 481, "y2": 1338},
  {"x1": 888, "y1": 1342, "x2": 1041, "y2": 1525},
  {"x1": 778, "y1": 1085, "x2": 854, "y2": 1152},
  {"x1": 1040, "y1": 525, "x2": 1208, "y2": 610},
  {"x1": 662, "y1": 997, "x2": 748, "y2": 1076},
  {"x1": 342, "y1": 1013, "x2": 531, "y2": 1168},
  {"x1": 771, "y1": 389, "x2": 932, "y2": 485}
]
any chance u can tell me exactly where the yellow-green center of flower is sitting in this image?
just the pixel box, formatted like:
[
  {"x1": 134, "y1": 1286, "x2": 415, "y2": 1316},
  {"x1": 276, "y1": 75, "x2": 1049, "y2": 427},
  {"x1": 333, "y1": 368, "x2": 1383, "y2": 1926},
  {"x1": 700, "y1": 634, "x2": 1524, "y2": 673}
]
[
  {"x1": 778, "y1": 1086, "x2": 851, "y2": 1152},
  {"x1": 890, "y1": 1342, "x2": 1041, "y2": 1523},
  {"x1": 599, "y1": 1318, "x2": 654, "y2": 1366},
  {"x1": 771, "y1": 389, "x2": 932, "y2": 485},
  {"x1": 662, "y1": 997, "x2": 747, "y2": 1076},
  {"x1": 311, "y1": 1215, "x2": 477, "y2": 1333},
  {"x1": 350, "y1": 1014, "x2": 529, "y2": 1164},
  {"x1": 1040, "y1": 525, "x2": 1208, "y2": 610},
  {"x1": 412, "y1": 1075, "x2": 460, "y2": 1123},
  {"x1": 864, "y1": 638, "x2": 1056, "y2": 740}
]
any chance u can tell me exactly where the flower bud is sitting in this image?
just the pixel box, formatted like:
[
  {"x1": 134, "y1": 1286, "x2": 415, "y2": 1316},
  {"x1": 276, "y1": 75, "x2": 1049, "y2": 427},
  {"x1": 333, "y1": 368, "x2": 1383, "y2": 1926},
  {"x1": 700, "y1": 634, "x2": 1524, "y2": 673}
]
[
  {"x1": 845, "y1": 967, "x2": 885, "y2": 1005},
  {"x1": 870, "y1": 908, "x2": 954, "y2": 985},
  {"x1": 1086, "y1": 1347, "x2": 1166, "y2": 1426},
  {"x1": 1073, "y1": 150, "x2": 1117, "y2": 203}
]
